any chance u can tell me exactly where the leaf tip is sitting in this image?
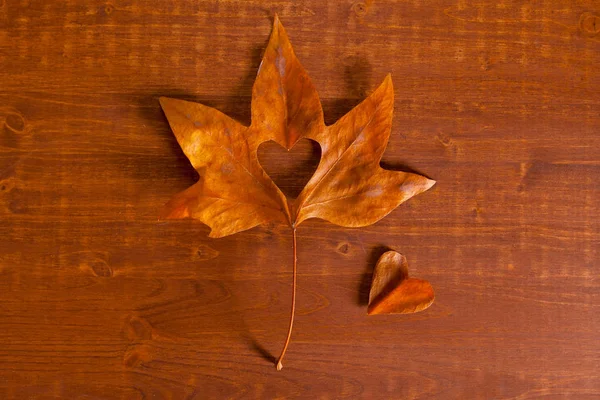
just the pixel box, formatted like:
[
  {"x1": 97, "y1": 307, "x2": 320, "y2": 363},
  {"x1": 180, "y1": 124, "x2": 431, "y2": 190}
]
[
  {"x1": 160, "y1": 201, "x2": 190, "y2": 221},
  {"x1": 383, "y1": 73, "x2": 393, "y2": 89},
  {"x1": 270, "y1": 13, "x2": 290, "y2": 48},
  {"x1": 158, "y1": 97, "x2": 180, "y2": 117},
  {"x1": 276, "y1": 360, "x2": 283, "y2": 371},
  {"x1": 158, "y1": 96, "x2": 170, "y2": 108},
  {"x1": 370, "y1": 74, "x2": 393, "y2": 101},
  {"x1": 425, "y1": 178, "x2": 436, "y2": 191}
]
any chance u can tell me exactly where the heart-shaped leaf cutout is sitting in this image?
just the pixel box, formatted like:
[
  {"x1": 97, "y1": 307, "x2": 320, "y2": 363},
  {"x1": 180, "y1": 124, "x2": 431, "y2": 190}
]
[
  {"x1": 258, "y1": 139, "x2": 321, "y2": 199},
  {"x1": 368, "y1": 251, "x2": 434, "y2": 315}
]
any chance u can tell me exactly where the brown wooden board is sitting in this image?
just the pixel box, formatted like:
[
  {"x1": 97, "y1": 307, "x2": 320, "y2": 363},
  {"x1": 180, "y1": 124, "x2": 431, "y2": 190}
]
[{"x1": 1, "y1": 1, "x2": 599, "y2": 398}]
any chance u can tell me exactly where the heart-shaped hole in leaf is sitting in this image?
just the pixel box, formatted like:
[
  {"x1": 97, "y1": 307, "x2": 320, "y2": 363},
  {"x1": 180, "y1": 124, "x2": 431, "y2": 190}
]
[
  {"x1": 258, "y1": 138, "x2": 321, "y2": 199},
  {"x1": 368, "y1": 251, "x2": 434, "y2": 315}
]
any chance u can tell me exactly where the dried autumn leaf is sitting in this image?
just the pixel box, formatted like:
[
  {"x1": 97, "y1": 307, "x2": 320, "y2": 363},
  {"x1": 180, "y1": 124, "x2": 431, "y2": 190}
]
[
  {"x1": 159, "y1": 16, "x2": 435, "y2": 369},
  {"x1": 368, "y1": 251, "x2": 435, "y2": 315}
]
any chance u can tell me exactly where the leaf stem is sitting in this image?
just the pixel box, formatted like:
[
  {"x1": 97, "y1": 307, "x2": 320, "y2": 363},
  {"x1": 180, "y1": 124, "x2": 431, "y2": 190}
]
[{"x1": 276, "y1": 227, "x2": 297, "y2": 370}]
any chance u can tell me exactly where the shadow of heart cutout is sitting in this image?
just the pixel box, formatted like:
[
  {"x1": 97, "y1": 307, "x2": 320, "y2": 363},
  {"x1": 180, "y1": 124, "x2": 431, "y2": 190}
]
[{"x1": 257, "y1": 138, "x2": 321, "y2": 199}]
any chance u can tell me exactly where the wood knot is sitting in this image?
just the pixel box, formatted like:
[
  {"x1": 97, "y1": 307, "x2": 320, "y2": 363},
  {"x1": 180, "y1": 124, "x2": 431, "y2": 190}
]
[
  {"x1": 580, "y1": 12, "x2": 600, "y2": 36},
  {"x1": 103, "y1": 3, "x2": 114, "y2": 15},
  {"x1": 337, "y1": 242, "x2": 350, "y2": 255},
  {"x1": 4, "y1": 112, "x2": 25, "y2": 133},
  {"x1": 195, "y1": 244, "x2": 219, "y2": 261},
  {"x1": 480, "y1": 56, "x2": 491, "y2": 71},
  {"x1": 472, "y1": 206, "x2": 483, "y2": 221},
  {"x1": 435, "y1": 131, "x2": 454, "y2": 147},
  {"x1": 82, "y1": 253, "x2": 112, "y2": 277},
  {"x1": 123, "y1": 344, "x2": 153, "y2": 368},
  {"x1": 89, "y1": 259, "x2": 112, "y2": 277},
  {"x1": 435, "y1": 131, "x2": 460, "y2": 158},
  {"x1": 124, "y1": 315, "x2": 153, "y2": 341},
  {"x1": 62, "y1": 251, "x2": 112, "y2": 277},
  {"x1": 353, "y1": 2, "x2": 368, "y2": 17},
  {"x1": 0, "y1": 178, "x2": 15, "y2": 193}
]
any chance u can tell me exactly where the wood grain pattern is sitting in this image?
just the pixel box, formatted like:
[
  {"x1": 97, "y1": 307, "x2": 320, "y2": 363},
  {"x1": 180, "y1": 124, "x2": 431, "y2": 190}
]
[{"x1": 1, "y1": 0, "x2": 599, "y2": 398}]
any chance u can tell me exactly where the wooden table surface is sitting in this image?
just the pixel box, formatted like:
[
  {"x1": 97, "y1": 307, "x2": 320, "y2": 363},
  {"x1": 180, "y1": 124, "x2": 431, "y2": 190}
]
[{"x1": 1, "y1": 1, "x2": 599, "y2": 398}]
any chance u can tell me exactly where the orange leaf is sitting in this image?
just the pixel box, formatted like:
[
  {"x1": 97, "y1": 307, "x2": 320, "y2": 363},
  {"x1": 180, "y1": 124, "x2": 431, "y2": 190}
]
[
  {"x1": 368, "y1": 251, "x2": 435, "y2": 315},
  {"x1": 160, "y1": 16, "x2": 435, "y2": 235}
]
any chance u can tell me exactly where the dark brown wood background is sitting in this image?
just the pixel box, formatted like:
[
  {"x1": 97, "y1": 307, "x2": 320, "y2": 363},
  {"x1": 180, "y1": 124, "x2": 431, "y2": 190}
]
[{"x1": 1, "y1": 0, "x2": 599, "y2": 398}]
